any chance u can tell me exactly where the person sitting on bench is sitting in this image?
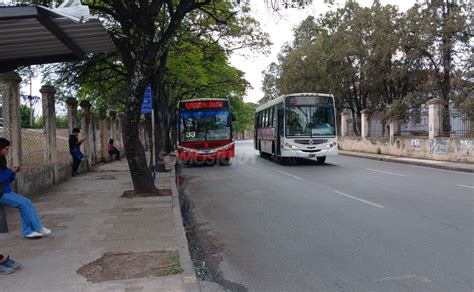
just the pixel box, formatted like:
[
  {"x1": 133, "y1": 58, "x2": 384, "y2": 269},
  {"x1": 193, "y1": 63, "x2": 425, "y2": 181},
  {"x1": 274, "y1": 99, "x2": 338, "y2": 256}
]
[
  {"x1": 0, "y1": 138, "x2": 51, "y2": 239},
  {"x1": 107, "y1": 139, "x2": 121, "y2": 160}
]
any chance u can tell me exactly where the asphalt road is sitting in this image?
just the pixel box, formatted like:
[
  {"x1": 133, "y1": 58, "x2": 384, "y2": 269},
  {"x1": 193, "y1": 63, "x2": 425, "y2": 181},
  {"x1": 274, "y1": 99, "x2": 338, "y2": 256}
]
[{"x1": 181, "y1": 140, "x2": 474, "y2": 292}]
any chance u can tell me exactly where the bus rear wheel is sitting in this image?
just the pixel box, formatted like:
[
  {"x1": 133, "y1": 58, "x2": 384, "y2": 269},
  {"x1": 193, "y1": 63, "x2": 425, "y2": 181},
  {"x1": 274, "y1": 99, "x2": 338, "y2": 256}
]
[
  {"x1": 219, "y1": 158, "x2": 232, "y2": 166},
  {"x1": 317, "y1": 156, "x2": 326, "y2": 164}
]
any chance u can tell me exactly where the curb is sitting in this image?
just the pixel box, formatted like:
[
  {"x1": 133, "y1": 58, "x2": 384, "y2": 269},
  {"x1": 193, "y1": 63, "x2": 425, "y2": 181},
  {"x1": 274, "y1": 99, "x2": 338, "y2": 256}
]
[
  {"x1": 170, "y1": 162, "x2": 200, "y2": 292},
  {"x1": 339, "y1": 151, "x2": 474, "y2": 173}
]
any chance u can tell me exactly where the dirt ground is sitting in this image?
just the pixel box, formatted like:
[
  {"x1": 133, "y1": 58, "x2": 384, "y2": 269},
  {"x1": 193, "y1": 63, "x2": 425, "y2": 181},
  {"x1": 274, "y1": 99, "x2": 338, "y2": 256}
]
[{"x1": 77, "y1": 251, "x2": 182, "y2": 282}]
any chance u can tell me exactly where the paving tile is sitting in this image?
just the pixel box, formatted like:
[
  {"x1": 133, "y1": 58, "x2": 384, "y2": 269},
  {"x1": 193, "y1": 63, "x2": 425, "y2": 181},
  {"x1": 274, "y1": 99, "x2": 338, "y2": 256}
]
[{"x1": 1, "y1": 160, "x2": 183, "y2": 291}]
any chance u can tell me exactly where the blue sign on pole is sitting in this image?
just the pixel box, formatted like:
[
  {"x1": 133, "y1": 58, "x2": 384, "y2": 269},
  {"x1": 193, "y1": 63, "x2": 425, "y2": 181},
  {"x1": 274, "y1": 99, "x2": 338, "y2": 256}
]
[{"x1": 141, "y1": 85, "x2": 153, "y2": 114}]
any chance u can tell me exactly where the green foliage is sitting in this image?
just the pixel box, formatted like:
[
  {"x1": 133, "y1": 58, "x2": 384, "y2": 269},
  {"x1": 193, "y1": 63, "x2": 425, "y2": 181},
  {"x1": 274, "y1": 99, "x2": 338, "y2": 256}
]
[
  {"x1": 34, "y1": 116, "x2": 44, "y2": 128},
  {"x1": 230, "y1": 98, "x2": 256, "y2": 134},
  {"x1": 261, "y1": 0, "x2": 471, "y2": 122},
  {"x1": 381, "y1": 100, "x2": 408, "y2": 122},
  {"x1": 56, "y1": 115, "x2": 69, "y2": 129},
  {"x1": 20, "y1": 105, "x2": 44, "y2": 129},
  {"x1": 20, "y1": 105, "x2": 32, "y2": 128}
]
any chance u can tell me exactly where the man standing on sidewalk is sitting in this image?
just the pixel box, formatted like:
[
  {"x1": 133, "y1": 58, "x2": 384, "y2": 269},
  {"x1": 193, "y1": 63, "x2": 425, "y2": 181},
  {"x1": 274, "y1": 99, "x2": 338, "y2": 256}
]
[{"x1": 69, "y1": 128, "x2": 85, "y2": 176}]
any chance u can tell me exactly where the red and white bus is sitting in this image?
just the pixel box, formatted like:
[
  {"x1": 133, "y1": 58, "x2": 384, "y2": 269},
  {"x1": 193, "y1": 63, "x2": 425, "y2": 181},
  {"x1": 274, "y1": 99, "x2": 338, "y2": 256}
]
[{"x1": 177, "y1": 98, "x2": 236, "y2": 165}]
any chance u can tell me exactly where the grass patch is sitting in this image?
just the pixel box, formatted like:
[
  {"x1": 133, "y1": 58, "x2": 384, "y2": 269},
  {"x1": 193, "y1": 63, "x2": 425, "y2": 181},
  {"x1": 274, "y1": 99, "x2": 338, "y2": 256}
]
[{"x1": 157, "y1": 254, "x2": 183, "y2": 276}]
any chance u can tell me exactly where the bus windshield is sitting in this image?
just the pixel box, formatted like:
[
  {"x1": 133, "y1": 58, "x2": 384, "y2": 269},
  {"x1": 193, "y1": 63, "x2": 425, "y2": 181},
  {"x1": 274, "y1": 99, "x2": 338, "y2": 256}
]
[
  {"x1": 285, "y1": 105, "x2": 335, "y2": 137},
  {"x1": 180, "y1": 110, "x2": 231, "y2": 142}
]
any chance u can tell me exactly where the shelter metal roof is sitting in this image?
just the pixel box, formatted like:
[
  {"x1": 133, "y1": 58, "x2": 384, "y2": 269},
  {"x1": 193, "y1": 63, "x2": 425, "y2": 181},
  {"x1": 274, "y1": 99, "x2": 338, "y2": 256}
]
[{"x1": 0, "y1": 5, "x2": 116, "y2": 72}]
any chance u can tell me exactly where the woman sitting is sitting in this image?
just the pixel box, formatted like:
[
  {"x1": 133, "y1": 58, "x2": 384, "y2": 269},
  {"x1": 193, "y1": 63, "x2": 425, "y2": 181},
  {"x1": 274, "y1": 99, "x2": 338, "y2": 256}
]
[
  {"x1": 0, "y1": 138, "x2": 51, "y2": 239},
  {"x1": 107, "y1": 139, "x2": 121, "y2": 160}
]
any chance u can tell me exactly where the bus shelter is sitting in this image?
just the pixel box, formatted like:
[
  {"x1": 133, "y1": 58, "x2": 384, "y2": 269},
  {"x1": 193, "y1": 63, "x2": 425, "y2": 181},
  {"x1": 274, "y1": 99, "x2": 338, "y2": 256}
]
[
  {"x1": 0, "y1": 2, "x2": 116, "y2": 232},
  {"x1": 0, "y1": 3, "x2": 116, "y2": 72}
]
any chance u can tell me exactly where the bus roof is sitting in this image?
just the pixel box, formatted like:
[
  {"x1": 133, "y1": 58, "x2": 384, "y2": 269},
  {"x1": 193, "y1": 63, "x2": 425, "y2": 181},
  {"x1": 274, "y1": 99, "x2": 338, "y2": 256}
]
[
  {"x1": 256, "y1": 93, "x2": 334, "y2": 112},
  {"x1": 179, "y1": 98, "x2": 228, "y2": 103}
]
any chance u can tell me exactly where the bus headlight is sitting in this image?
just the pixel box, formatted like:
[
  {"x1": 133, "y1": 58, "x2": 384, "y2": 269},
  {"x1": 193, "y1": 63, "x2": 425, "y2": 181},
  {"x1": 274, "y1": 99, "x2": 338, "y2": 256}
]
[
  {"x1": 283, "y1": 142, "x2": 298, "y2": 150},
  {"x1": 325, "y1": 142, "x2": 337, "y2": 149}
]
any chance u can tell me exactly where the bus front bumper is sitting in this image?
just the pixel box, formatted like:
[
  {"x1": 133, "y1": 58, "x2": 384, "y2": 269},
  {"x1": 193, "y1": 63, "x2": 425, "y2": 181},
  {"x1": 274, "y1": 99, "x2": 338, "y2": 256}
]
[
  {"x1": 178, "y1": 144, "x2": 235, "y2": 161},
  {"x1": 280, "y1": 147, "x2": 338, "y2": 159}
]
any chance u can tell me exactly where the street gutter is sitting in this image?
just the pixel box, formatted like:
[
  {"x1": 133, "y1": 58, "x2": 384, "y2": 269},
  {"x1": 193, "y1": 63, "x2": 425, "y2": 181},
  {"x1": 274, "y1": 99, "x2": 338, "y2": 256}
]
[{"x1": 339, "y1": 150, "x2": 474, "y2": 173}]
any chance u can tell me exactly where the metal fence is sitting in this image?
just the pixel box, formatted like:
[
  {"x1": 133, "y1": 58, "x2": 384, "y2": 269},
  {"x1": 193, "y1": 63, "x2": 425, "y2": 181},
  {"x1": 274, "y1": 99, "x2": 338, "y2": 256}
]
[
  {"x1": 440, "y1": 108, "x2": 473, "y2": 138},
  {"x1": 401, "y1": 108, "x2": 429, "y2": 137},
  {"x1": 56, "y1": 101, "x2": 70, "y2": 167},
  {"x1": 369, "y1": 113, "x2": 387, "y2": 137},
  {"x1": 20, "y1": 95, "x2": 45, "y2": 171},
  {"x1": 346, "y1": 116, "x2": 360, "y2": 137}
]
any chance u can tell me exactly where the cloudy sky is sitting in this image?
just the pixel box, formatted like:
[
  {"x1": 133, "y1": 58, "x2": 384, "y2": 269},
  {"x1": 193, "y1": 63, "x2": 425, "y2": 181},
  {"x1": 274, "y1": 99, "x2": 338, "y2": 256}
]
[{"x1": 230, "y1": 0, "x2": 416, "y2": 104}]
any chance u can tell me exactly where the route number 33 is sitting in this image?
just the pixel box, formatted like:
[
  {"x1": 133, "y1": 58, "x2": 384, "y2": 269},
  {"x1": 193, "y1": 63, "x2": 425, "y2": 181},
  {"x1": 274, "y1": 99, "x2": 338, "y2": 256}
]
[{"x1": 185, "y1": 132, "x2": 196, "y2": 138}]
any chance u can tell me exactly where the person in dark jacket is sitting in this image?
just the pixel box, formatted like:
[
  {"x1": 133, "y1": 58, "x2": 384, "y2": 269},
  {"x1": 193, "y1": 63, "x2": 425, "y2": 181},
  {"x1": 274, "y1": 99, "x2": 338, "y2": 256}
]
[
  {"x1": 69, "y1": 128, "x2": 85, "y2": 176},
  {"x1": 0, "y1": 138, "x2": 51, "y2": 239}
]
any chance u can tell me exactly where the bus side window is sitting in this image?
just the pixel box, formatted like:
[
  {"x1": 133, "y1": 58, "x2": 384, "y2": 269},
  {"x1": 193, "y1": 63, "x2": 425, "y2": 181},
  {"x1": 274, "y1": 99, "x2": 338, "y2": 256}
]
[
  {"x1": 273, "y1": 106, "x2": 278, "y2": 128},
  {"x1": 268, "y1": 107, "x2": 273, "y2": 128},
  {"x1": 263, "y1": 109, "x2": 268, "y2": 128}
]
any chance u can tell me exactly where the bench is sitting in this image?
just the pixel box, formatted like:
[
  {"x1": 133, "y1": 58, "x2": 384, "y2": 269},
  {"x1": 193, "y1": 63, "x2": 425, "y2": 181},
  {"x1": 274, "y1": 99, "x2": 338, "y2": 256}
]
[
  {"x1": 0, "y1": 205, "x2": 8, "y2": 233},
  {"x1": 108, "y1": 148, "x2": 123, "y2": 162}
]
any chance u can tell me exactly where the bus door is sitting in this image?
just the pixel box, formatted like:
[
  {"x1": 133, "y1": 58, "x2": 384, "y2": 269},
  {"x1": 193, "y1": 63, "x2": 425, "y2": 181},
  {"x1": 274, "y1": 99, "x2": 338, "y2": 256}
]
[
  {"x1": 254, "y1": 112, "x2": 258, "y2": 149},
  {"x1": 276, "y1": 107, "x2": 283, "y2": 156}
]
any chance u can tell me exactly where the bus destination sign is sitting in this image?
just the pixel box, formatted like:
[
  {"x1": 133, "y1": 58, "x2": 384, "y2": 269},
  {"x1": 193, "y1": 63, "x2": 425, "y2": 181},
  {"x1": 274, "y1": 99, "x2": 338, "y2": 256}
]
[
  {"x1": 184, "y1": 101, "x2": 224, "y2": 110},
  {"x1": 286, "y1": 96, "x2": 333, "y2": 106}
]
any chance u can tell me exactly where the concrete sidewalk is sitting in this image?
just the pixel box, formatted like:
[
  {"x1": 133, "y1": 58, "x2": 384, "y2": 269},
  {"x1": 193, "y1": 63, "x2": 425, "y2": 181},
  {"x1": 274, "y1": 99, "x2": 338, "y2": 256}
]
[
  {"x1": 0, "y1": 159, "x2": 203, "y2": 292},
  {"x1": 340, "y1": 150, "x2": 474, "y2": 172}
]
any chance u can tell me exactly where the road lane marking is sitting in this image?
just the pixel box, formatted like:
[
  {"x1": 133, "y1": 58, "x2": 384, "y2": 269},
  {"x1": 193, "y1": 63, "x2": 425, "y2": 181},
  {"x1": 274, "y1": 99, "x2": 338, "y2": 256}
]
[
  {"x1": 457, "y1": 184, "x2": 474, "y2": 189},
  {"x1": 333, "y1": 190, "x2": 385, "y2": 208},
  {"x1": 278, "y1": 170, "x2": 303, "y2": 180},
  {"x1": 373, "y1": 275, "x2": 432, "y2": 283},
  {"x1": 366, "y1": 168, "x2": 407, "y2": 177}
]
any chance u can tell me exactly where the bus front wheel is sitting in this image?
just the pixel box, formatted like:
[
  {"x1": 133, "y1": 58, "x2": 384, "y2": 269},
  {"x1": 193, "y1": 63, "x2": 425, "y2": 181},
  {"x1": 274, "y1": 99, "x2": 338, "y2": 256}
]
[
  {"x1": 220, "y1": 157, "x2": 232, "y2": 166},
  {"x1": 317, "y1": 156, "x2": 326, "y2": 164}
]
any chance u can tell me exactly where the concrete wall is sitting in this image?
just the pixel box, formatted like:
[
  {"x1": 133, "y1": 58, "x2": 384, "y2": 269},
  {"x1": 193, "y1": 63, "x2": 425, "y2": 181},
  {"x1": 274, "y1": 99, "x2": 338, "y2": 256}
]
[
  {"x1": 339, "y1": 136, "x2": 474, "y2": 163},
  {"x1": 16, "y1": 162, "x2": 89, "y2": 197}
]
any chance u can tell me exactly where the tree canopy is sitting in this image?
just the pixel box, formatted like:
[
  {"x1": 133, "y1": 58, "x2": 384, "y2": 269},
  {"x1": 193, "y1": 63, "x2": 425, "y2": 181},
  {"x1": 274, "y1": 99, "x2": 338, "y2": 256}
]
[{"x1": 261, "y1": 0, "x2": 472, "y2": 133}]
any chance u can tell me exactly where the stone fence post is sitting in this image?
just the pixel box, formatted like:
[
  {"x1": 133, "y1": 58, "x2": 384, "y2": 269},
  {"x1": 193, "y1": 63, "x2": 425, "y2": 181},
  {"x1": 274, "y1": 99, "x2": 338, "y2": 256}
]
[
  {"x1": 0, "y1": 72, "x2": 22, "y2": 169},
  {"x1": 66, "y1": 97, "x2": 78, "y2": 134},
  {"x1": 99, "y1": 112, "x2": 108, "y2": 162},
  {"x1": 428, "y1": 98, "x2": 443, "y2": 139},
  {"x1": 109, "y1": 109, "x2": 117, "y2": 143},
  {"x1": 116, "y1": 113, "x2": 124, "y2": 149},
  {"x1": 389, "y1": 119, "x2": 401, "y2": 144},
  {"x1": 361, "y1": 109, "x2": 370, "y2": 138},
  {"x1": 0, "y1": 72, "x2": 22, "y2": 233},
  {"x1": 91, "y1": 115, "x2": 98, "y2": 164},
  {"x1": 40, "y1": 85, "x2": 58, "y2": 183},
  {"x1": 340, "y1": 111, "x2": 349, "y2": 137},
  {"x1": 80, "y1": 100, "x2": 92, "y2": 168}
]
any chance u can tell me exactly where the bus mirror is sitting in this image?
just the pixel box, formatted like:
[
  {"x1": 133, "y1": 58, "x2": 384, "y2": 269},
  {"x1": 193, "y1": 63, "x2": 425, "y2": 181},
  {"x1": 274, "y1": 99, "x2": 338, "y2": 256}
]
[
  {"x1": 278, "y1": 108, "x2": 284, "y2": 118},
  {"x1": 231, "y1": 112, "x2": 237, "y2": 121}
]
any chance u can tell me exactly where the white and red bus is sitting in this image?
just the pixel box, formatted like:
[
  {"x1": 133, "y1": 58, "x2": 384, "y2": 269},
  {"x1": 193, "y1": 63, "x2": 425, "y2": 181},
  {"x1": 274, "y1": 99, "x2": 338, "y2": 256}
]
[{"x1": 177, "y1": 98, "x2": 236, "y2": 165}]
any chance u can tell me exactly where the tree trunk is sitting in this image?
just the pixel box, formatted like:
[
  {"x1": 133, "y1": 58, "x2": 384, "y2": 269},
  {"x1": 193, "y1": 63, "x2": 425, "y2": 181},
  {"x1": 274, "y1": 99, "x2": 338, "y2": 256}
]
[
  {"x1": 164, "y1": 98, "x2": 174, "y2": 153},
  {"x1": 169, "y1": 105, "x2": 177, "y2": 151},
  {"x1": 441, "y1": 1, "x2": 452, "y2": 136},
  {"x1": 144, "y1": 114, "x2": 153, "y2": 169},
  {"x1": 122, "y1": 70, "x2": 157, "y2": 194},
  {"x1": 154, "y1": 50, "x2": 170, "y2": 173}
]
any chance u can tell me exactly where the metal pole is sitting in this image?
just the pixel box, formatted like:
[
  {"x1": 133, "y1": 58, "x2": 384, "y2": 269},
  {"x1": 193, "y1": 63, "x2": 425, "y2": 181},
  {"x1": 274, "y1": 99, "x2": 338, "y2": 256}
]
[{"x1": 151, "y1": 109, "x2": 156, "y2": 179}]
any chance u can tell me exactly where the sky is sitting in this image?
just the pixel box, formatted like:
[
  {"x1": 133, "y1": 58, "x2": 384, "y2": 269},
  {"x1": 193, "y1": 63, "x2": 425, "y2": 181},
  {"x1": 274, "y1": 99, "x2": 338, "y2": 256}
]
[{"x1": 229, "y1": 0, "x2": 417, "y2": 104}]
